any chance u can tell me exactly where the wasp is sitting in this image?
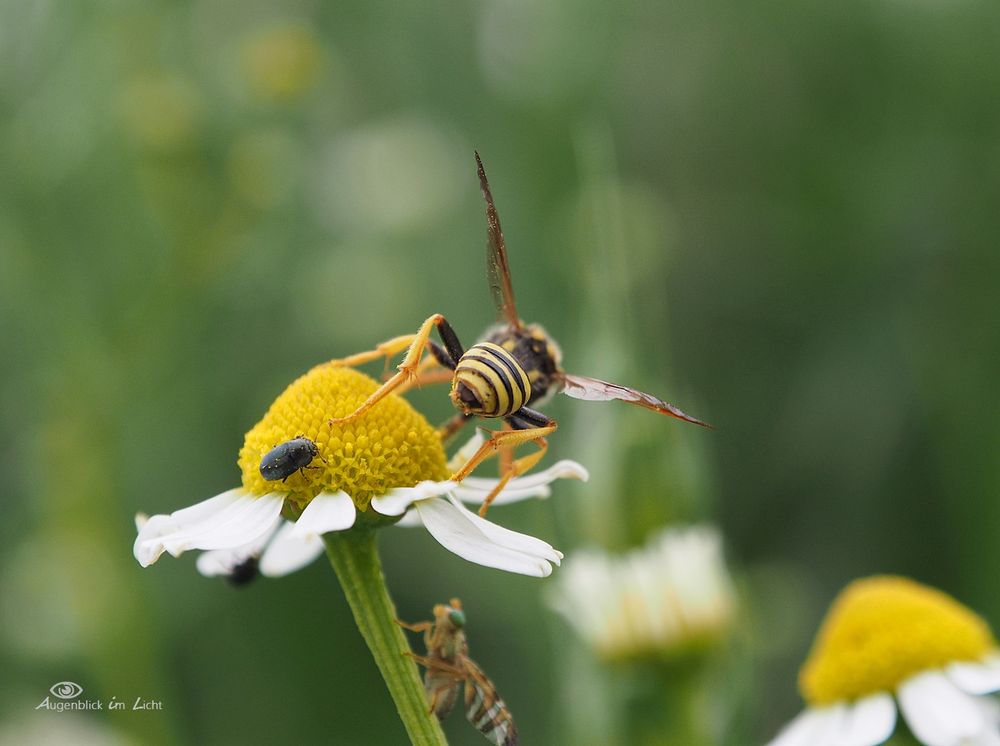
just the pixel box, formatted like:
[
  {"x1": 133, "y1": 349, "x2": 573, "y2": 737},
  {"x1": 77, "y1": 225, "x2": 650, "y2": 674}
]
[
  {"x1": 399, "y1": 598, "x2": 517, "y2": 746},
  {"x1": 328, "y1": 153, "x2": 709, "y2": 514}
]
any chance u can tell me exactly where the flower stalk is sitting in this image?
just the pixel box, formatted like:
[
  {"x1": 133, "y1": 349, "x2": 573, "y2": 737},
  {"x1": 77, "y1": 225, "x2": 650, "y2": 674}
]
[{"x1": 323, "y1": 528, "x2": 447, "y2": 746}]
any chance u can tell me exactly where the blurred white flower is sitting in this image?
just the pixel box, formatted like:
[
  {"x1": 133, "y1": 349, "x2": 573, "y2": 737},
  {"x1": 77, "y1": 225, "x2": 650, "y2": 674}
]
[
  {"x1": 477, "y1": 0, "x2": 613, "y2": 104},
  {"x1": 547, "y1": 524, "x2": 736, "y2": 660},
  {"x1": 311, "y1": 116, "x2": 467, "y2": 236},
  {"x1": 0, "y1": 712, "x2": 134, "y2": 746}
]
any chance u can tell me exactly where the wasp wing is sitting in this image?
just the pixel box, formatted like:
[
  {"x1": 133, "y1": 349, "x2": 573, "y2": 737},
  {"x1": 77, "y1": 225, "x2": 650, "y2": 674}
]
[
  {"x1": 476, "y1": 152, "x2": 521, "y2": 329},
  {"x1": 463, "y1": 658, "x2": 518, "y2": 746},
  {"x1": 556, "y1": 372, "x2": 711, "y2": 428}
]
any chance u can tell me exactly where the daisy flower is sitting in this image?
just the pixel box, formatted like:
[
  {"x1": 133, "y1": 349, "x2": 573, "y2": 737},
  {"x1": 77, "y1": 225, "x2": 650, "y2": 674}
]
[
  {"x1": 547, "y1": 524, "x2": 736, "y2": 660},
  {"x1": 767, "y1": 575, "x2": 1000, "y2": 746},
  {"x1": 134, "y1": 365, "x2": 587, "y2": 578}
]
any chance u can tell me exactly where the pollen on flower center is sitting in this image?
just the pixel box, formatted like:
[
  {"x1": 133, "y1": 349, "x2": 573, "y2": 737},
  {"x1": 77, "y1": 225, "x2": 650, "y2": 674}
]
[
  {"x1": 238, "y1": 365, "x2": 449, "y2": 509},
  {"x1": 799, "y1": 575, "x2": 996, "y2": 705}
]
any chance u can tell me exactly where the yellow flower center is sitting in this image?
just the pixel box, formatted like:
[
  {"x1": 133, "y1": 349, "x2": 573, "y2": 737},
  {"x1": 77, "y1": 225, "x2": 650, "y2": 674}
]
[
  {"x1": 238, "y1": 366, "x2": 448, "y2": 510},
  {"x1": 800, "y1": 576, "x2": 996, "y2": 705}
]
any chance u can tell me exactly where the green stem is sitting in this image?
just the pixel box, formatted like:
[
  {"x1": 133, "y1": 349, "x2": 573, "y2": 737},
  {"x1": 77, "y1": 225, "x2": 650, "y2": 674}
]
[{"x1": 323, "y1": 529, "x2": 448, "y2": 746}]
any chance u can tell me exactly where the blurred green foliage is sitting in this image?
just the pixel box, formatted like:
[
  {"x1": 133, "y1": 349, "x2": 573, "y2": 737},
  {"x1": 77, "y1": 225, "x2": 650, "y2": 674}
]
[{"x1": 2, "y1": 1, "x2": 999, "y2": 744}]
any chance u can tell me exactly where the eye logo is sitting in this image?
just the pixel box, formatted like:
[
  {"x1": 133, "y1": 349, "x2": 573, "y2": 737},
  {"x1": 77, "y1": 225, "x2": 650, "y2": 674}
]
[{"x1": 49, "y1": 682, "x2": 83, "y2": 699}]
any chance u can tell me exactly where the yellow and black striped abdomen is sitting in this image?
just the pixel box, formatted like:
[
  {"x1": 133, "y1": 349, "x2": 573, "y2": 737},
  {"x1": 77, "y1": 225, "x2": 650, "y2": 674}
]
[{"x1": 451, "y1": 342, "x2": 532, "y2": 418}]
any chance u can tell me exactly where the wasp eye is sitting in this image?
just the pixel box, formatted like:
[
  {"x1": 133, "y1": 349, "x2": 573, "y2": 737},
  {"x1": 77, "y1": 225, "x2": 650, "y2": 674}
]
[{"x1": 448, "y1": 609, "x2": 466, "y2": 628}]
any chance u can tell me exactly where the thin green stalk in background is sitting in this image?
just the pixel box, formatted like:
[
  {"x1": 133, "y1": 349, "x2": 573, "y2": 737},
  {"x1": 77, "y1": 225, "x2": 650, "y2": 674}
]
[{"x1": 323, "y1": 529, "x2": 447, "y2": 746}]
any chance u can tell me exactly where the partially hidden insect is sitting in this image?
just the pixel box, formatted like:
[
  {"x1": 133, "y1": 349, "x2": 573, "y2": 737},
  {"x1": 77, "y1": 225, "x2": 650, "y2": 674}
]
[
  {"x1": 225, "y1": 556, "x2": 260, "y2": 587},
  {"x1": 215, "y1": 524, "x2": 289, "y2": 587},
  {"x1": 399, "y1": 598, "x2": 517, "y2": 746},
  {"x1": 259, "y1": 437, "x2": 321, "y2": 482},
  {"x1": 327, "y1": 153, "x2": 709, "y2": 515}
]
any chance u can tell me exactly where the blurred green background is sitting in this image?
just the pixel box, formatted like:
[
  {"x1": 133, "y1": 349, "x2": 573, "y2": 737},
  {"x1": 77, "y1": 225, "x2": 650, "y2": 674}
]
[{"x1": 3, "y1": 1, "x2": 999, "y2": 744}]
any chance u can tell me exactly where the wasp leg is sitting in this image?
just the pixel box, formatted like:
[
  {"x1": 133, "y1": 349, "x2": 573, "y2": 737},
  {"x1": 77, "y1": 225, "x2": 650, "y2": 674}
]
[
  {"x1": 448, "y1": 419, "x2": 558, "y2": 516},
  {"x1": 396, "y1": 618, "x2": 437, "y2": 651},
  {"x1": 395, "y1": 366, "x2": 455, "y2": 396},
  {"x1": 405, "y1": 652, "x2": 466, "y2": 678},
  {"x1": 427, "y1": 340, "x2": 458, "y2": 371},
  {"x1": 438, "y1": 412, "x2": 473, "y2": 444},
  {"x1": 497, "y1": 420, "x2": 514, "y2": 476},
  {"x1": 473, "y1": 407, "x2": 557, "y2": 516},
  {"x1": 476, "y1": 435, "x2": 551, "y2": 517},
  {"x1": 508, "y1": 405, "x2": 555, "y2": 431},
  {"x1": 330, "y1": 314, "x2": 462, "y2": 426},
  {"x1": 390, "y1": 339, "x2": 456, "y2": 392},
  {"x1": 324, "y1": 333, "x2": 420, "y2": 369},
  {"x1": 396, "y1": 618, "x2": 433, "y2": 633},
  {"x1": 404, "y1": 651, "x2": 434, "y2": 667},
  {"x1": 433, "y1": 318, "x2": 465, "y2": 366},
  {"x1": 448, "y1": 422, "x2": 557, "y2": 482}
]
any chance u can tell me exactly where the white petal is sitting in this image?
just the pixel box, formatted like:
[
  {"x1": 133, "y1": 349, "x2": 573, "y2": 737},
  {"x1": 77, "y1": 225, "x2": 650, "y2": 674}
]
[
  {"x1": 195, "y1": 526, "x2": 276, "y2": 577},
  {"x1": 443, "y1": 495, "x2": 562, "y2": 565},
  {"x1": 948, "y1": 656, "x2": 1000, "y2": 695},
  {"x1": 414, "y1": 497, "x2": 559, "y2": 577},
  {"x1": 459, "y1": 459, "x2": 589, "y2": 492},
  {"x1": 196, "y1": 550, "x2": 242, "y2": 578},
  {"x1": 967, "y1": 697, "x2": 1000, "y2": 746},
  {"x1": 393, "y1": 511, "x2": 424, "y2": 528},
  {"x1": 970, "y1": 730, "x2": 1000, "y2": 746},
  {"x1": 898, "y1": 670, "x2": 984, "y2": 746},
  {"x1": 447, "y1": 430, "x2": 485, "y2": 472},
  {"x1": 259, "y1": 521, "x2": 325, "y2": 577},
  {"x1": 371, "y1": 481, "x2": 457, "y2": 516},
  {"x1": 835, "y1": 693, "x2": 896, "y2": 746},
  {"x1": 133, "y1": 490, "x2": 284, "y2": 566},
  {"x1": 133, "y1": 514, "x2": 177, "y2": 566},
  {"x1": 157, "y1": 490, "x2": 281, "y2": 551},
  {"x1": 452, "y1": 483, "x2": 552, "y2": 504},
  {"x1": 292, "y1": 491, "x2": 356, "y2": 537},
  {"x1": 766, "y1": 706, "x2": 846, "y2": 746},
  {"x1": 453, "y1": 459, "x2": 589, "y2": 506}
]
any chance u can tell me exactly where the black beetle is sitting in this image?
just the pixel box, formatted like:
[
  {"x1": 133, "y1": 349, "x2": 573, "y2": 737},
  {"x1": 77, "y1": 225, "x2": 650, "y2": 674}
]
[{"x1": 259, "y1": 437, "x2": 320, "y2": 482}]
